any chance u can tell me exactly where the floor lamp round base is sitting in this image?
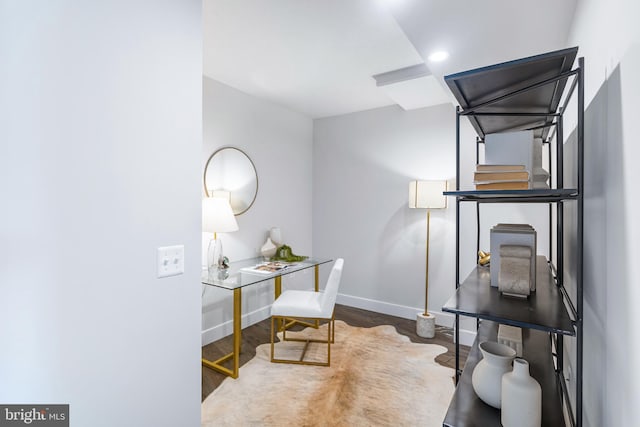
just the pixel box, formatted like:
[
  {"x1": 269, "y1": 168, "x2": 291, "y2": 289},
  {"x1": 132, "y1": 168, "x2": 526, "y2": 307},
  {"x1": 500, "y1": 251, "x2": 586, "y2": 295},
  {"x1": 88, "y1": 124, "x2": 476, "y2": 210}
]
[{"x1": 416, "y1": 312, "x2": 436, "y2": 338}]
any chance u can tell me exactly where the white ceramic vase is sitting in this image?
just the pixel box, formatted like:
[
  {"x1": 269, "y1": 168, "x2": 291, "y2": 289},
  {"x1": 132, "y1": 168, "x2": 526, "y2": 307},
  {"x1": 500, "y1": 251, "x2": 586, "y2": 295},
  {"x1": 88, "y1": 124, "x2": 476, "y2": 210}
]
[
  {"x1": 501, "y1": 358, "x2": 542, "y2": 427},
  {"x1": 471, "y1": 341, "x2": 516, "y2": 408},
  {"x1": 260, "y1": 237, "x2": 277, "y2": 258},
  {"x1": 269, "y1": 227, "x2": 282, "y2": 247}
]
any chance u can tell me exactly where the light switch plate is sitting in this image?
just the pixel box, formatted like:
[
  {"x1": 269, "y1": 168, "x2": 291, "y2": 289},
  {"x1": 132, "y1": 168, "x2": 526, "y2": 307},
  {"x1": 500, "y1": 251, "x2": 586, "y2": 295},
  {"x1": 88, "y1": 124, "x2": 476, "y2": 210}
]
[{"x1": 157, "y1": 245, "x2": 184, "y2": 278}]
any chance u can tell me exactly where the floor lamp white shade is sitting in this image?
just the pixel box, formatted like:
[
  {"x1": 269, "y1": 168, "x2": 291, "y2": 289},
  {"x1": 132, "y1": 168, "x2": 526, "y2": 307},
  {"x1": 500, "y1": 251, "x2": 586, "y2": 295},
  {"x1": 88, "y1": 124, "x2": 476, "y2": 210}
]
[
  {"x1": 408, "y1": 180, "x2": 448, "y2": 209},
  {"x1": 203, "y1": 197, "x2": 239, "y2": 270},
  {"x1": 408, "y1": 180, "x2": 447, "y2": 338}
]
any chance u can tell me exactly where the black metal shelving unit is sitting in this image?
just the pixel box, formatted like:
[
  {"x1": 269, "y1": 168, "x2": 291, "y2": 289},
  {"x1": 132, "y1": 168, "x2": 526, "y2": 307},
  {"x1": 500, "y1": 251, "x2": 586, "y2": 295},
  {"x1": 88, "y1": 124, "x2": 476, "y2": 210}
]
[{"x1": 440, "y1": 47, "x2": 584, "y2": 427}]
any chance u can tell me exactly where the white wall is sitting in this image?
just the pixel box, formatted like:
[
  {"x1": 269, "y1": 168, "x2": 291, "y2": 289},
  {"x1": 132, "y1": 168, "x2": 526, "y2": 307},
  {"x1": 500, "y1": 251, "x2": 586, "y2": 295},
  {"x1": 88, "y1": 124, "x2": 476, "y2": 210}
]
[
  {"x1": 313, "y1": 104, "x2": 457, "y2": 324},
  {"x1": 566, "y1": 1, "x2": 640, "y2": 426},
  {"x1": 0, "y1": 1, "x2": 202, "y2": 426},
  {"x1": 201, "y1": 77, "x2": 314, "y2": 343},
  {"x1": 312, "y1": 104, "x2": 549, "y2": 341}
]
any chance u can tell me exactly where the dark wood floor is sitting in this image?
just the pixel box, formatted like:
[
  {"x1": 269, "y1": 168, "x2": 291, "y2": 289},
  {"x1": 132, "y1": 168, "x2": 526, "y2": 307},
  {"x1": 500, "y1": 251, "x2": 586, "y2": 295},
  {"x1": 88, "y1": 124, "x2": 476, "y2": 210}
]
[{"x1": 201, "y1": 304, "x2": 470, "y2": 401}]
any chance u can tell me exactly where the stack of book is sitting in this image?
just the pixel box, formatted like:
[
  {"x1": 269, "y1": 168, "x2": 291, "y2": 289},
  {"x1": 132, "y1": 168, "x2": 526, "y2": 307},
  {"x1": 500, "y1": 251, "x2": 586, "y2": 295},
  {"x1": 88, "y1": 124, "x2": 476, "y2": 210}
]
[{"x1": 473, "y1": 164, "x2": 530, "y2": 190}]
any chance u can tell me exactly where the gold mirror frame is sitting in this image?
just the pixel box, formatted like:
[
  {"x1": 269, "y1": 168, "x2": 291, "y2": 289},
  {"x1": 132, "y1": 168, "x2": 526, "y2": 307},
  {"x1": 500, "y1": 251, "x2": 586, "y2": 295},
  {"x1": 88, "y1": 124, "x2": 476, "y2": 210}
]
[{"x1": 203, "y1": 147, "x2": 258, "y2": 216}]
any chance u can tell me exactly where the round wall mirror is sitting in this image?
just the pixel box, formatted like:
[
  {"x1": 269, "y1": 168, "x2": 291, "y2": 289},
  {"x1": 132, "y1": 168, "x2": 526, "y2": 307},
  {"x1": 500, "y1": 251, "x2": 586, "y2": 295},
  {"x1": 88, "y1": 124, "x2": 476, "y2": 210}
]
[{"x1": 203, "y1": 147, "x2": 258, "y2": 216}]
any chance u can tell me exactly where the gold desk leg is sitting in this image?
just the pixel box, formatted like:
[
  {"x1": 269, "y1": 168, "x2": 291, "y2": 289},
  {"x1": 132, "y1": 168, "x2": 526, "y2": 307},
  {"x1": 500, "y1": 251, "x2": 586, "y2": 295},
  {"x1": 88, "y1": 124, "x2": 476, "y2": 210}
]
[
  {"x1": 274, "y1": 276, "x2": 283, "y2": 330},
  {"x1": 202, "y1": 287, "x2": 242, "y2": 379},
  {"x1": 232, "y1": 287, "x2": 241, "y2": 378},
  {"x1": 275, "y1": 275, "x2": 282, "y2": 298}
]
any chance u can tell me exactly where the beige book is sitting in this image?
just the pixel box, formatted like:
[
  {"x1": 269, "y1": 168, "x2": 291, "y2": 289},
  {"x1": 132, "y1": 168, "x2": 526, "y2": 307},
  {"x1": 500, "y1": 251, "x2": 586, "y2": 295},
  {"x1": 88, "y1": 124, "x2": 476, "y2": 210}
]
[
  {"x1": 474, "y1": 170, "x2": 530, "y2": 182},
  {"x1": 475, "y1": 164, "x2": 526, "y2": 172},
  {"x1": 475, "y1": 181, "x2": 530, "y2": 190}
]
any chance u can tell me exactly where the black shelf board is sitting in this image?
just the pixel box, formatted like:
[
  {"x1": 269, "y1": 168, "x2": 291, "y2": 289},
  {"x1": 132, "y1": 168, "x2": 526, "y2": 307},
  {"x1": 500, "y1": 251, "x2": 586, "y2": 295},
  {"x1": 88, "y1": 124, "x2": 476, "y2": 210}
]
[
  {"x1": 444, "y1": 47, "x2": 578, "y2": 140},
  {"x1": 442, "y1": 256, "x2": 575, "y2": 336},
  {"x1": 443, "y1": 320, "x2": 566, "y2": 427},
  {"x1": 444, "y1": 188, "x2": 578, "y2": 203}
]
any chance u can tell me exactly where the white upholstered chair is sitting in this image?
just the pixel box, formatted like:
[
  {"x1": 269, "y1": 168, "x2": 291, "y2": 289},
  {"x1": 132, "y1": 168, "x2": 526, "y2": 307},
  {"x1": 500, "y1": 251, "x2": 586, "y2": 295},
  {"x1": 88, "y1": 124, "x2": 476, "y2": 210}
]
[{"x1": 270, "y1": 258, "x2": 344, "y2": 366}]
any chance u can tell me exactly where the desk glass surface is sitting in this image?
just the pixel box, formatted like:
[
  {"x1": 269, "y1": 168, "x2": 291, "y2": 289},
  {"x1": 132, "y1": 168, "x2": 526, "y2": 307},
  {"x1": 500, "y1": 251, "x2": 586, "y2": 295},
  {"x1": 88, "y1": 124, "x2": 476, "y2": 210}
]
[{"x1": 201, "y1": 257, "x2": 333, "y2": 290}]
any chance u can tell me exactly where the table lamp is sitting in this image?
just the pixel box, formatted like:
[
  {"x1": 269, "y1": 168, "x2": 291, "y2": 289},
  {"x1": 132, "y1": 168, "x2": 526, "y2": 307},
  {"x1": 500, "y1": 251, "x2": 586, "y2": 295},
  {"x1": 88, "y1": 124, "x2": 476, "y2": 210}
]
[
  {"x1": 408, "y1": 180, "x2": 448, "y2": 338},
  {"x1": 203, "y1": 196, "x2": 239, "y2": 271}
]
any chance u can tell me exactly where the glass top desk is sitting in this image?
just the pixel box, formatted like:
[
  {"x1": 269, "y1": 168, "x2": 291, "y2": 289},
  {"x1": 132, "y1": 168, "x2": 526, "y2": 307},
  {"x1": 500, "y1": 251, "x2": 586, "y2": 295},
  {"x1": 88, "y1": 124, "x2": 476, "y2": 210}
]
[{"x1": 201, "y1": 257, "x2": 333, "y2": 378}]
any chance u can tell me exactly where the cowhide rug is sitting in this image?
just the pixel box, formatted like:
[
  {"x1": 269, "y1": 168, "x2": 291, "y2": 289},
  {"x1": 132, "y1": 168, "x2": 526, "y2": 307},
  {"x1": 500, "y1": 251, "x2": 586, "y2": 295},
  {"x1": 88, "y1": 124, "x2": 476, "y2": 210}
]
[{"x1": 201, "y1": 320, "x2": 454, "y2": 427}]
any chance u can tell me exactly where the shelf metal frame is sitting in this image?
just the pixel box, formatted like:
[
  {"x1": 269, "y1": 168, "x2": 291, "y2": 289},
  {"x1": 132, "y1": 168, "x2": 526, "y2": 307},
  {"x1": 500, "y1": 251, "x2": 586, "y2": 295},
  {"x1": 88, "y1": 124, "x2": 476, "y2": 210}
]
[{"x1": 448, "y1": 55, "x2": 584, "y2": 427}]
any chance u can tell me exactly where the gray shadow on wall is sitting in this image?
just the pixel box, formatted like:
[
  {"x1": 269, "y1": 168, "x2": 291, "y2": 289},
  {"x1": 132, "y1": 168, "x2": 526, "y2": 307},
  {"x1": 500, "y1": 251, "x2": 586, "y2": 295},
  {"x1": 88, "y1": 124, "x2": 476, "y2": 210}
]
[
  {"x1": 596, "y1": 63, "x2": 629, "y2": 427},
  {"x1": 563, "y1": 62, "x2": 628, "y2": 427},
  {"x1": 377, "y1": 200, "x2": 451, "y2": 308}
]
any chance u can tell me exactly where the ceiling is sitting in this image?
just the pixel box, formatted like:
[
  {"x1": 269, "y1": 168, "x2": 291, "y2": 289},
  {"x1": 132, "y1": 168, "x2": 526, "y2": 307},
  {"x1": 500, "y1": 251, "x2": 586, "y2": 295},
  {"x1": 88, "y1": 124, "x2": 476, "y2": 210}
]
[{"x1": 203, "y1": 0, "x2": 578, "y2": 119}]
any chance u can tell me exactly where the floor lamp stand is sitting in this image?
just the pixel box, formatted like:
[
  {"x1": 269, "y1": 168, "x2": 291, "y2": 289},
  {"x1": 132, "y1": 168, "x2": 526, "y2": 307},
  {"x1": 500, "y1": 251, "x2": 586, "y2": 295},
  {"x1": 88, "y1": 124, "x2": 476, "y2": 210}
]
[{"x1": 417, "y1": 209, "x2": 436, "y2": 338}]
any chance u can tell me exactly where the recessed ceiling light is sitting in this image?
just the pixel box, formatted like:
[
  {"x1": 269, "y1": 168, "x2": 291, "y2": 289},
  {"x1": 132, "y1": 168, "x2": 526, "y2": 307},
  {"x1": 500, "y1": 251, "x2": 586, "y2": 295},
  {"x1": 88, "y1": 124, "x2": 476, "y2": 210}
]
[{"x1": 428, "y1": 51, "x2": 449, "y2": 62}]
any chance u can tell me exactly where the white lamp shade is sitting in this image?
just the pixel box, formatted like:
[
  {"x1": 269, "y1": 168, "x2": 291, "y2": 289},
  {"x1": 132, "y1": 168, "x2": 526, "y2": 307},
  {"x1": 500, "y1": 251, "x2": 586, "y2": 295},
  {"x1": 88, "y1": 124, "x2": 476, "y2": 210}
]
[
  {"x1": 210, "y1": 190, "x2": 230, "y2": 200},
  {"x1": 202, "y1": 197, "x2": 239, "y2": 233},
  {"x1": 408, "y1": 180, "x2": 448, "y2": 209}
]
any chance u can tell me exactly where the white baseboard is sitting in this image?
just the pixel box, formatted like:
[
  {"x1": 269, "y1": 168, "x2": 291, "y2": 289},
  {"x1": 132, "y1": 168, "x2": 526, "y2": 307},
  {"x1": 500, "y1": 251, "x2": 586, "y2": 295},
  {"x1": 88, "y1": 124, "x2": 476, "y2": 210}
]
[
  {"x1": 336, "y1": 293, "x2": 477, "y2": 347},
  {"x1": 201, "y1": 305, "x2": 271, "y2": 346},
  {"x1": 201, "y1": 293, "x2": 477, "y2": 348}
]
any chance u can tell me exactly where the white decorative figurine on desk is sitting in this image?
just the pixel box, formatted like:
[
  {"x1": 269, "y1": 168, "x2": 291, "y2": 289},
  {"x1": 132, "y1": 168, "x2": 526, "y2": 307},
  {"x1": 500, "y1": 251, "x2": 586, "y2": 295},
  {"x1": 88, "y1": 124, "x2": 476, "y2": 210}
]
[
  {"x1": 260, "y1": 237, "x2": 277, "y2": 259},
  {"x1": 270, "y1": 227, "x2": 283, "y2": 247}
]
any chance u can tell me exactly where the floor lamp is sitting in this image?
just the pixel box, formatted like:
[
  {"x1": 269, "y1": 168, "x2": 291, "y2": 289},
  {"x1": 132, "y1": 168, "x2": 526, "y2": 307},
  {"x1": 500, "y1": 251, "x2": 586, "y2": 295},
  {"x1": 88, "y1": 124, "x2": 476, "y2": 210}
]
[{"x1": 409, "y1": 180, "x2": 448, "y2": 338}]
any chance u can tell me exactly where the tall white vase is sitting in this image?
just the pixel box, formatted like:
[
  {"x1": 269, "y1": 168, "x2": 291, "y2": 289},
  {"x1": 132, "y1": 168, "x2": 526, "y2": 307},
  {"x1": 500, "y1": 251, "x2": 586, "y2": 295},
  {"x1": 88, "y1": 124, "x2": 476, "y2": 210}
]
[
  {"x1": 471, "y1": 341, "x2": 516, "y2": 408},
  {"x1": 501, "y1": 358, "x2": 542, "y2": 427},
  {"x1": 260, "y1": 237, "x2": 277, "y2": 259},
  {"x1": 270, "y1": 227, "x2": 282, "y2": 247}
]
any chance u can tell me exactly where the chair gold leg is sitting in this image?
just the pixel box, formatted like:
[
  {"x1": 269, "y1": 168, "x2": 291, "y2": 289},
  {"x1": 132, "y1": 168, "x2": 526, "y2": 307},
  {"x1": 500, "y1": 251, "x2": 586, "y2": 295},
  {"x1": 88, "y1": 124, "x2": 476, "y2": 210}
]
[
  {"x1": 270, "y1": 315, "x2": 333, "y2": 366},
  {"x1": 327, "y1": 316, "x2": 331, "y2": 366},
  {"x1": 331, "y1": 314, "x2": 335, "y2": 344},
  {"x1": 270, "y1": 316, "x2": 275, "y2": 362},
  {"x1": 314, "y1": 266, "x2": 320, "y2": 329}
]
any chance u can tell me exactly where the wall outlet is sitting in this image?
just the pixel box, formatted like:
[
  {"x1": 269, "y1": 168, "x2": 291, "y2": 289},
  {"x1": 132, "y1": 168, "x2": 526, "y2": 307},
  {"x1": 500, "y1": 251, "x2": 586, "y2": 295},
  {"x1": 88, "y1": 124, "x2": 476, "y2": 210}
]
[{"x1": 157, "y1": 245, "x2": 185, "y2": 278}]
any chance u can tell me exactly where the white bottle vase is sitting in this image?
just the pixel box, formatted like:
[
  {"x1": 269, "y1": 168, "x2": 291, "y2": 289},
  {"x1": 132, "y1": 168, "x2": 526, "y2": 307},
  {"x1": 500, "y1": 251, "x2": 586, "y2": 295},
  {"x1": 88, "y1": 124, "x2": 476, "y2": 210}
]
[
  {"x1": 260, "y1": 237, "x2": 277, "y2": 259},
  {"x1": 471, "y1": 341, "x2": 516, "y2": 408},
  {"x1": 501, "y1": 358, "x2": 542, "y2": 427},
  {"x1": 269, "y1": 227, "x2": 282, "y2": 247}
]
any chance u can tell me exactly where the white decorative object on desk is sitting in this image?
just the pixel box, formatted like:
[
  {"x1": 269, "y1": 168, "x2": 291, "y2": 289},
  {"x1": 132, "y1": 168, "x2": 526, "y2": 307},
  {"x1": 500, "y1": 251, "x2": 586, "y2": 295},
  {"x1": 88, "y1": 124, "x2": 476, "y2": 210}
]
[
  {"x1": 501, "y1": 358, "x2": 542, "y2": 427},
  {"x1": 498, "y1": 324, "x2": 523, "y2": 357},
  {"x1": 270, "y1": 227, "x2": 282, "y2": 247},
  {"x1": 471, "y1": 341, "x2": 516, "y2": 409},
  {"x1": 260, "y1": 237, "x2": 277, "y2": 259}
]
